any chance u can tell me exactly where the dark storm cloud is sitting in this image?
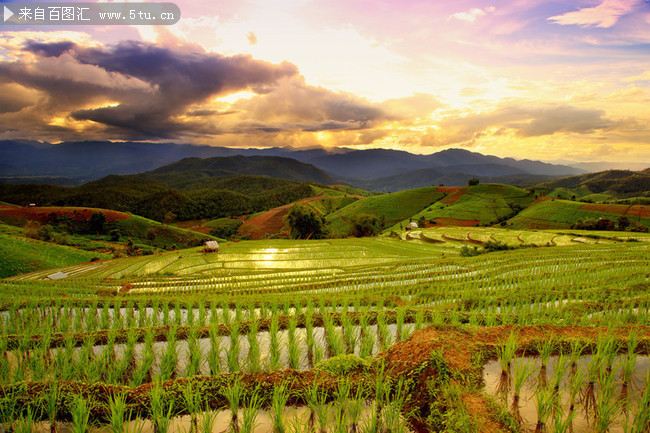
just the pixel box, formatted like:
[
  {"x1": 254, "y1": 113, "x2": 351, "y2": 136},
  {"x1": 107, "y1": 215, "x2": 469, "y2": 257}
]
[
  {"x1": 3, "y1": 40, "x2": 299, "y2": 138},
  {"x1": 66, "y1": 41, "x2": 299, "y2": 136},
  {"x1": 25, "y1": 41, "x2": 76, "y2": 57}
]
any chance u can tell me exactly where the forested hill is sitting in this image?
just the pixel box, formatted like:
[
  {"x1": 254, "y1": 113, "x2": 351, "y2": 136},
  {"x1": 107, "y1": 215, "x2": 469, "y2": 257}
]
[{"x1": 0, "y1": 175, "x2": 315, "y2": 223}]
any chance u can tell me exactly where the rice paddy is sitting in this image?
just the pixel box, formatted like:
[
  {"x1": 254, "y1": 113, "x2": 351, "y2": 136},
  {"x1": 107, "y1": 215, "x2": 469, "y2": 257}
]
[{"x1": 1, "y1": 226, "x2": 649, "y2": 433}]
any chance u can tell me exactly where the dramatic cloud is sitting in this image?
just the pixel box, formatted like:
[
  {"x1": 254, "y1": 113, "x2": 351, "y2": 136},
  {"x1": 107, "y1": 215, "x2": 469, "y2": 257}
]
[
  {"x1": 548, "y1": 0, "x2": 642, "y2": 28},
  {"x1": 422, "y1": 103, "x2": 618, "y2": 147},
  {"x1": 0, "y1": 39, "x2": 300, "y2": 138},
  {"x1": 232, "y1": 77, "x2": 386, "y2": 130}
]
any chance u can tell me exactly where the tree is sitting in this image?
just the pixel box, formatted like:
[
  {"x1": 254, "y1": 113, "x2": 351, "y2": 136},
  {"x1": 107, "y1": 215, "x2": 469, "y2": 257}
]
[
  {"x1": 286, "y1": 205, "x2": 327, "y2": 239},
  {"x1": 468, "y1": 178, "x2": 479, "y2": 186},
  {"x1": 417, "y1": 216, "x2": 426, "y2": 228},
  {"x1": 88, "y1": 212, "x2": 106, "y2": 235},
  {"x1": 163, "y1": 211, "x2": 177, "y2": 224},
  {"x1": 617, "y1": 216, "x2": 630, "y2": 231},
  {"x1": 350, "y1": 214, "x2": 380, "y2": 237}
]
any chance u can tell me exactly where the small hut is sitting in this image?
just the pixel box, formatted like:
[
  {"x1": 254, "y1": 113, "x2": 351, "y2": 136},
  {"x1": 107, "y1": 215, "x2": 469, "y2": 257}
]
[
  {"x1": 406, "y1": 222, "x2": 418, "y2": 230},
  {"x1": 203, "y1": 240, "x2": 219, "y2": 253},
  {"x1": 44, "y1": 271, "x2": 68, "y2": 280}
]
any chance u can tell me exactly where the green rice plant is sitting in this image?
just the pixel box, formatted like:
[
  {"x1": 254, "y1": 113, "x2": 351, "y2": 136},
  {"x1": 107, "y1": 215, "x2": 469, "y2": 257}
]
[
  {"x1": 395, "y1": 307, "x2": 406, "y2": 341},
  {"x1": 415, "y1": 308, "x2": 425, "y2": 331},
  {"x1": 40, "y1": 381, "x2": 60, "y2": 433},
  {"x1": 630, "y1": 372, "x2": 650, "y2": 433},
  {"x1": 567, "y1": 364, "x2": 586, "y2": 432},
  {"x1": 496, "y1": 331, "x2": 518, "y2": 398},
  {"x1": 595, "y1": 368, "x2": 621, "y2": 433},
  {"x1": 159, "y1": 326, "x2": 178, "y2": 381},
  {"x1": 162, "y1": 301, "x2": 170, "y2": 326},
  {"x1": 124, "y1": 416, "x2": 146, "y2": 433},
  {"x1": 227, "y1": 322, "x2": 241, "y2": 373},
  {"x1": 305, "y1": 312, "x2": 315, "y2": 368},
  {"x1": 185, "y1": 326, "x2": 202, "y2": 377},
  {"x1": 287, "y1": 411, "x2": 310, "y2": 433},
  {"x1": 309, "y1": 383, "x2": 330, "y2": 433},
  {"x1": 288, "y1": 317, "x2": 300, "y2": 370},
  {"x1": 247, "y1": 317, "x2": 261, "y2": 373},
  {"x1": 536, "y1": 338, "x2": 555, "y2": 389},
  {"x1": 208, "y1": 323, "x2": 222, "y2": 375},
  {"x1": 150, "y1": 384, "x2": 175, "y2": 433},
  {"x1": 271, "y1": 384, "x2": 290, "y2": 433},
  {"x1": 376, "y1": 312, "x2": 391, "y2": 351},
  {"x1": 198, "y1": 301, "x2": 206, "y2": 326},
  {"x1": 270, "y1": 317, "x2": 281, "y2": 370},
  {"x1": 209, "y1": 300, "x2": 218, "y2": 324},
  {"x1": 343, "y1": 379, "x2": 365, "y2": 433},
  {"x1": 198, "y1": 402, "x2": 218, "y2": 433},
  {"x1": 71, "y1": 395, "x2": 92, "y2": 433},
  {"x1": 341, "y1": 313, "x2": 356, "y2": 355},
  {"x1": 510, "y1": 357, "x2": 535, "y2": 425},
  {"x1": 240, "y1": 392, "x2": 261, "y2": 433},
  {"x1": 620, "y1": 330, "x2": 640, "y2": 408},
  {"x1": 132, "y1": 328, "x2": 155, "y2": 386},
  {"x1": 174, "y1": 301, "x2": 182, "y2": 326},
  {"x1": 14, "y1": 405, "x2": 36, "y2": 433},
  {"x1": 533, "y1": 384, "x2": 555, "y2": 433},
  {"x1": 183, "y1": 382, "x2": 203, "y2": 433},
  {"x1": 224, "y1": 379, "x2": 244, "y2": 433},
  {"x1": 551, "y1": 354, "x2": 571, "y2": 401},
  {"x1": 324, "y1": 314, "x2": 345, "y2": 357},
  {"x1": 551, "y1": 403, "x2": 576, "y2": 433},
  {"x1": 0, "y1": 387, "x2": 18, "y2": 431},
  {"x1": 108, "y1": 393, "x2": 128, "y2": 433}
]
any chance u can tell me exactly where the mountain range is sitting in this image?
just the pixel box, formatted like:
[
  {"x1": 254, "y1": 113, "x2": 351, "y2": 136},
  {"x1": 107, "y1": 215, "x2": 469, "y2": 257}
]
[{"x1": 0, "y1": 139, "x2": 592, "y2": 190}]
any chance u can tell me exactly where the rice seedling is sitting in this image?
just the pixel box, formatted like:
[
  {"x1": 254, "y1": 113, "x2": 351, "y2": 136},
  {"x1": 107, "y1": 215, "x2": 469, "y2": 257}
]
[
  {"x1": 533, "y1": 384, "x2": 555, "y2": 433},
  {"x1": 630, "y1": 372, "x2": 650, "y2": 433},
  {"x1": 510, "y1": 357, "x2": 535, "y2": 425},
  {"x1": 71, "y1": 395, "x2": 92, "y2": 433},
  {"x1": 240, "y1": 392, "x2": 261, "y2": 433},
  {"x1": 227, "y1": 322, "x2": 241, "y2": 373},
  {"x1": 185, "y1": 326, "x2": 202, "y2": 377},
  {"x1": 271, "y1": 384, "x2": 291, "y2": 433},
  {"x1": 306, "y1": 381, "x2": 329, "y2": 433},
  {"x1": 496, "y1": 331, "x2": 518, "y2": 398},
  {"x1": 247, "y1": 316, "x2": 261, "y2": 373},
  {"x1": 270, "y1": 316, "x2": 281, "y2": 370},
  {"x1": 198, "y1": 402, "x2": 218, "y2": 433},
  {"x1": 287, "y1": 317, "x2": 300, "y2": 370},
  {"x1": 224, "y1": 379, "x2": 244, "y2": 433},
  {"x1": 40, "y1": 381, "x2": 60, "y2": 433},
  {"x1": 536, "y1": 338, "x2": 555, "y2": 389},
  {"x1": 208, "y1": 322, "x2": 222, "y2": 375},
  {"x1": 159, "y1": 326, "x2": 178, "y2": 381},
  {"x1": 182, "y1": 382, "x2": 203, "y2": 433},
  {"x1": 595, "y1": 368, "x2": 621, "y2": 433},
  {"x1": 14, "y1": 406, "x2": 35, "y2": 433},
  {"x1": 150, "y1": 384, "x2": 175, "y2": 433},
  {"x1": 108, "y1": 393, "x2": 129, "y2": 433}
]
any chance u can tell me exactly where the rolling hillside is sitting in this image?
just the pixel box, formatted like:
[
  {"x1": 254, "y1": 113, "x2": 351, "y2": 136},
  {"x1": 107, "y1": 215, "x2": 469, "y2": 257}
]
[
  {"x1": 536, "y1": 169, "x2": 650, "y2": 197},
  {"x1": 326, "y1": 186, "x2": 446, "y2": 236}
]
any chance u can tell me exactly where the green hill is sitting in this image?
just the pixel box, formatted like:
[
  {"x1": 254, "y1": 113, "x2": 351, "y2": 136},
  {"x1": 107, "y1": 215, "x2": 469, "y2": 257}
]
[
  {"x1": 0, "y1": 233, "x2": 111, "y2": 278},
  {"x1": 536, "y1": 169, "x2": 650, "y2": 197},
  {"x1": 509, "y1": 199, "x2": 650, "y2": 230},
  {"x1": 385, "y1": 184, "x2": 535, "y2": 231},
  {"x1": 326, "y1": 186, "x2": 445, "y2": 235}
]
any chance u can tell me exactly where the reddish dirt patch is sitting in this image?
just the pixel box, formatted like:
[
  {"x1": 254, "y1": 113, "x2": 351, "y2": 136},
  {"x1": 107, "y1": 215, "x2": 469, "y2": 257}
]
[
  {"x1": 0, "y1": 206, "x2": 131, "y2": 222},
  {"x1": 466, "y1": 233, "x2": 484, "y2": 245},
  {"x1": 627, "y1": 205, "x2": 650, "y2": 218},
  {"x1": 579, "y1": 203, "x2": 629, "y2": 215},
  {"x1": 433, "y1": 217, "x2": 479, "y2": 227},
  {"x1": 238, "y1": 196, "x2": 326, "y2": 240}
]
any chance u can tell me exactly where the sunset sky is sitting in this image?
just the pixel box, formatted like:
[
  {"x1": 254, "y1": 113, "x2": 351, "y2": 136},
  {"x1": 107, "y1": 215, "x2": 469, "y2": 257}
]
[{"x1": 0, "y1": 0, "x2": 649, "y2": 165}]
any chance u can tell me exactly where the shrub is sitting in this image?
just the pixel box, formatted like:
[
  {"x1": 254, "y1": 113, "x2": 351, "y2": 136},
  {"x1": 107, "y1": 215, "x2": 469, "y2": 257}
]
[{"x1": 316, "y1": 354, "x2": 370, "y2": 374}]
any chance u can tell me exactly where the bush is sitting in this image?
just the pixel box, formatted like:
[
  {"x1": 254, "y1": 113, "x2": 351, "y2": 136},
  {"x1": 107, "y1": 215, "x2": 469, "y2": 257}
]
[
  {"x1": 286, "y1": 205, "x2": 328, "y2": 239},
  {"x1": 349, "y1": 214, "x2": 381, "y2": 237},
  {"x1": 315, "y1": 354, "x2": 370, "y2": 374}
]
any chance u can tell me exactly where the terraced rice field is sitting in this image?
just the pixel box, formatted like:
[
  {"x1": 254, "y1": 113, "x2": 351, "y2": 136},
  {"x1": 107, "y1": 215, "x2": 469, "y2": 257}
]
[{"x1": 1, "y1": 227, "x2": 649, "y2": 433}]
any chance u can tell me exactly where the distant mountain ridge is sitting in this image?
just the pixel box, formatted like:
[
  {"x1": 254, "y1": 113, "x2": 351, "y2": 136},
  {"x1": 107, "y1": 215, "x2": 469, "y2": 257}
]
[{"x1": 0, "y1": 139, "x2": 584, "y2": 188}]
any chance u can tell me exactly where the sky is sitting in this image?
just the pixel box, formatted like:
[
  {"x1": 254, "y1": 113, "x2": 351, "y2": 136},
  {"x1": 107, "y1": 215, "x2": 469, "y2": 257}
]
[{"x1": 0, "y1": 0, "x2": 649, "y2": 166}]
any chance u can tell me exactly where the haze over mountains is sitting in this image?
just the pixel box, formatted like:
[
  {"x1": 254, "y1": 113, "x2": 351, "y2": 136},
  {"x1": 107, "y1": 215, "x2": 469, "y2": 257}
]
[{"x1": 0, "y1": 140, "x2": 592, "y2": 190}]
